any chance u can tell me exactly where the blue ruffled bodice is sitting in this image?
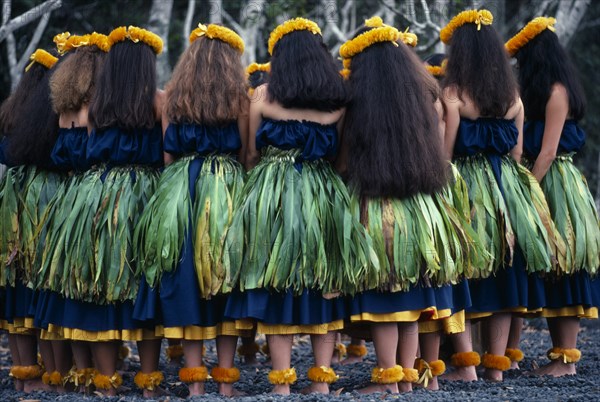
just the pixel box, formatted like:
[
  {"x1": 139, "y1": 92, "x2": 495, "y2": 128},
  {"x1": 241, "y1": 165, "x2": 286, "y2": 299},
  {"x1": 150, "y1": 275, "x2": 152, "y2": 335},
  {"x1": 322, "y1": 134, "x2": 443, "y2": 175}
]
[
  {"x1": 453, "y1": 118, "x2": 518, "y2": 157},
  {"x1": 164, "y1": 122, "x2": 241, "y2": 156},
  {"x1": 256, "y1": 118, "x2": 338, "y2": 161},
  {"x1": 51, "y1": 127, "x2": 89, "y2": 171},
  {"x1": 0, "y1": 137, "x2": 8, "y2": 166},
  {"x1": 87, "y1": 125, "x2": 163, "y2": 167},
  {"x1": 524, "y1": 120, "x2": 585, "y2": 158}
]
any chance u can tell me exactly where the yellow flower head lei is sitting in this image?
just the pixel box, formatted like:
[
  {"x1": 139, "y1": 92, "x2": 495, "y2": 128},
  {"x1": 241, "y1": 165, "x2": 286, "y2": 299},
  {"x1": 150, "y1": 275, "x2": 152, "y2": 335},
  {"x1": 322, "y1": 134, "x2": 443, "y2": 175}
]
[
  {"x1": 25, "y1": 49, "x2": 58, "y2": 72},
  {"x1": 190, "y1": 23, "x2": 245, "y2": 54},
  {"x1": 505, "y1": 17, "x2": 556, "y2": 56},
  {"x1": 399, "y1": 28, "x2": 418, "y2": 47},
  {"x1": 339, "y1": 22, "x2": 401, "y2": 79},
  {"x1": 268, "y1": 17, "x2": 322, "y2": 55},
  {"x1": 246, "y1": 62, "x2": 270, "y2": 76},
  {"x1": 365, "y1": 16, "x2": 385, "y2": 28},
  {"x1": 108, "y1": 26, "x2": 163, "y2": 55},
  {"x1": 440, "y1": 9, "x2": 494, "y2": 44},
  {"x1": 53, "y1": 32, "x2": 110, "y2": 55},
  {"x1": 426, "y1": 59, "x2": 447, "y2": 77}
]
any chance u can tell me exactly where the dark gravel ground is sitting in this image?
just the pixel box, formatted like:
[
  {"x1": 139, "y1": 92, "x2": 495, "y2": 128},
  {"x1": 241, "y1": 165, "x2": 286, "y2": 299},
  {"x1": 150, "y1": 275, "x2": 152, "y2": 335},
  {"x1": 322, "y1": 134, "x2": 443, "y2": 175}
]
[{"x1": 1, "y1": 318, "x2": 599, "y2": 401}]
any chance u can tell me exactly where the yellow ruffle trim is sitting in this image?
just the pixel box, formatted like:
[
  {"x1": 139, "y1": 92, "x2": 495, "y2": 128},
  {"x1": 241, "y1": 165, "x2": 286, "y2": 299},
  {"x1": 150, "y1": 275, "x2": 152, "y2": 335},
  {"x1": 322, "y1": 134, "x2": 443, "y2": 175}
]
[
  {"x1": 347, "y1": 344, "x2": 367, "y2": 357},
  {"x1": 93, "y1": 372, "x2": 123, "y2": 390},
  {"x1": 134, "y1": 371, "x2": 164, "y2": 391},
  {"x1": 419, "y1": 310, "x2": 465, "y2": 334},
  {"x1": 43, "y1": 324, "x2": 161, "y2": 341},
  {"x1": 505, "y1": 348, "x2": 524, "y2": 362},
  {"x1": 179, "y1": 366, "x2": 209, "y2": 383},
  {"x1": 237, "y1": 342, "x2": 259, "y2": 356},
  {"x1": 257, "y1": 319, "x2": 343, "y2": 335},
  {"x1": 540, "y1": 306, "x2": 598, "y2": 319},
  {"x1": 401, "y1": 367, "x2": 419, "y2": 383},
  {"x1": 268, "y1": 368, "x2": 297, "y2": 385},
  {"x1": 440, "y1": 9, "x2": 494, "y2": 44},
  {"x1": 372, "y1": 365, "x2": 404, "y2": 384},
  {"x1": 547, "y1": 347, "x2": 581, "y2": 363},
  {"x1": 268, "y1": 18, "x2": 321, "y2": 55},
  {"x1": 164, "y1": 321, "x2": 250, "y2": 340},
  {"x1": 307, "y1": 366, "x2": 339, "y2": 384},
  {"x1": 166, "y1": 344, "x2": 184, "y2": 360},
  {"x1": 450, "y1": 351, "x2": 481, "y2": 367},
  {"x1": 211, "y1": 367, "x2": 240, "y2": 384},
  {"x1": 9, "y1": 365, "x2": 44, "y2": 380},
  {"x1": 64, "y1": 367, "x2": 96, "y2": 387},
  {"x1": 415, "y1": 359, "x2": 446, "y2": 387},
  {"x1": 482, "y1": 353, "x2": 511, "y2": 371},
  {"x1": 505, "y1": 17, "x2": 556, "y2": 56},
  {"x1": 351, "y1": 307, "x2": 451, "y2": 323},
  {"x1": 190, "y1": 23, "x2": 244, "y2": 53}
]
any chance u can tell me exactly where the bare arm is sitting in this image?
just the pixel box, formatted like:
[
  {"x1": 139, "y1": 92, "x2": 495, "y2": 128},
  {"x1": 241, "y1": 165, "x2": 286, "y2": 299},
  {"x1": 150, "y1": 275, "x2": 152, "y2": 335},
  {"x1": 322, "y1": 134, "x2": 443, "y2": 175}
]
[
  {"x1": 237, "y1": 105, "x2": 250, "y2": 166},
  {"x1": 442, "y1": 87, "x2": 460, "y2": 161},
  {"x1": 531, "y1": 84, "x2": 568, "y2": 182},
  {"x1": 245, "y1": 85, "x2": 264, "y2": 170},
  {"x1": 434, "y1": 98, "x2": 446, "y2": 145},
  {"x1": 156, "y1": 90, "x2": 174, "y2": 166},
  {"x1": 511, "y1": 99, "x2": 524, "y2": 163}
]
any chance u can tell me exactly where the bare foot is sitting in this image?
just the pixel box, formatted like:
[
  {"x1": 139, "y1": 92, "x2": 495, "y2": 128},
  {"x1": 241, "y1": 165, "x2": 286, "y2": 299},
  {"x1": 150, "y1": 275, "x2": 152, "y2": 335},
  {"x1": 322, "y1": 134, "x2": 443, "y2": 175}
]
[
  {"x1": 482, "y1": 368, "x2": 503, "y2": 382},
  {"x1": 272, "y1": 384, "x2": 290, "y2": 395},
  {"x1": 143, "y1": 386, "x2": 170, "y2": 398},
  {"x1": 23, "y1": 378, "x2": 52, "y2": 393},
  {"x1": 340, "y1": 355, "x2": 364, "y2": 366},
  {"x1": 510, "y1": 361, "x2": 520, "y2": 370},
  {"x1": 218, "y1": 383, "x2": 246, "y2": 397},
  {"x1": 531, "y1": 360, "x2": 576, "y2": 377},
  {"x1": 300, "y1": 383, "x2": 329, "y2": 394},
  {"x1": 422, "y1": 377, "x2": 439, "y2": 391},
  {"x1": 95, "y1": 387, "x2": 117, "y2": 397},
  {"x1": 398, "y1": 382, "x2": 413, "y2": 392},
  {"x1": 440, "y1": 366, "x2": 478, "y2": 382},
  {"x1": 358, "y1": 383, "x2": 398, "y2": 394},
  {"x1": 14, "y1": 379, "x2": 24, "y2": 392},
  {"x1": 188, "y1": 382, "x2": 205, "y2": 396}
]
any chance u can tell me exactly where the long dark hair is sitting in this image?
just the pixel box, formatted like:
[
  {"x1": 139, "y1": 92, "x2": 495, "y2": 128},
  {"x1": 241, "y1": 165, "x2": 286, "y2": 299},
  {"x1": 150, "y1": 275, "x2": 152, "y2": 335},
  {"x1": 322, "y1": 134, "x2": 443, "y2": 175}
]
[
  {"x1": 89, "y1": 40, "x2": 157, "y2": 130},
  {"x1": 268, "y1": 30, "x2": 349, "y2": 111},
  {"x1": 0, "y1": 62, "x2": 58, "y2": 166},
  {"x1": 443, "y1": 24, "x2": 517, "y2": 117},
  {"x1": 515, "y1": 29, "x2": 586, "y2": 120},
  {"x1": 343, "y1": 30, "x2": 448, "y2": 199}
]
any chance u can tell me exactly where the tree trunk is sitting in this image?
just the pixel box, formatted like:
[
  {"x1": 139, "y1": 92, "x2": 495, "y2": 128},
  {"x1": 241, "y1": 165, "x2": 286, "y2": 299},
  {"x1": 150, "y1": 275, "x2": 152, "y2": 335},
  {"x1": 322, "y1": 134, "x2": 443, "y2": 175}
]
[
  {"x1": 555, "y1": 0, "x2": 591, "y2": 45},
  {"x1": 147, "y1": 0, "x2": 173, "y2": 88},
  {"x1": 209, "y1": 0, "x2": 222, "y2": 24},
  {"x1": 182, "y1": 0, "x2": 196, "y2": 50}
]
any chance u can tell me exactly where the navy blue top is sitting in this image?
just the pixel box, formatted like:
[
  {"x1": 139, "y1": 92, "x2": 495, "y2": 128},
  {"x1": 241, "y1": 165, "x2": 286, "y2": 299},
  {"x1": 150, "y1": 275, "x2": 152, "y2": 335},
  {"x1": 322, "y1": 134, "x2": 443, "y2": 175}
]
[
  {"x1": 454, "y1": 118, "x2": 519, "y2": 198},
  {"x1": 523, "y1": 120, "x2": 585, "y2": 158},
  {"x1": 0, "y1": 137, "x2": 8, "y2": 166},
  {"x1": 87, "y1": 125, "x2": 163, "y2": 167},
  {"x1": 164, "y1": 122, "x2": 241, "y2": 156},
  {"x1": 51, "y1": 127, "x2": 90, "y2": 171},
  {"x1": 256, "y1": 118, "x2": 338, "y2": 161}
]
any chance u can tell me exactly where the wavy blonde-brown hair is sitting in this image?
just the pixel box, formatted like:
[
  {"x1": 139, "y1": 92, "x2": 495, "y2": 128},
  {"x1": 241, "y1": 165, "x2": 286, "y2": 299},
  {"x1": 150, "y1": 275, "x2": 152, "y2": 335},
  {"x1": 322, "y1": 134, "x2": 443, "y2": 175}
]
[
  {"x1": 166, "y1": 34, "x2": 248, "y2": 125},
  {"x1": 49, "y1": 45, "x2": 105, "y2": 114}
]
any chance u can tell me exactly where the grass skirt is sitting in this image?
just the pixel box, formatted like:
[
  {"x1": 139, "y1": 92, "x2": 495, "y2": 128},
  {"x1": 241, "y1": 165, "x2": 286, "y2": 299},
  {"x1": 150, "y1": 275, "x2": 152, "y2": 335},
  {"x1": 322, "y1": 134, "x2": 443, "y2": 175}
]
[
  {"x1": 40, "y1": 165, "x2": 159, "y2": 304},
  {"x1": 224, "y1": 147, "x2": 377, "y2": 295}
]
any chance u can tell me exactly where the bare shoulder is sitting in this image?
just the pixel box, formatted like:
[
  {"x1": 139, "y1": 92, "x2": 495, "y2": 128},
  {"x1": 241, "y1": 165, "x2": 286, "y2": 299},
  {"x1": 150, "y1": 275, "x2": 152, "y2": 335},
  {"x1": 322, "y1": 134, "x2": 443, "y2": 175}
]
[{"x1": 550, "y1": 83, "x2": 568, "y2": 100}]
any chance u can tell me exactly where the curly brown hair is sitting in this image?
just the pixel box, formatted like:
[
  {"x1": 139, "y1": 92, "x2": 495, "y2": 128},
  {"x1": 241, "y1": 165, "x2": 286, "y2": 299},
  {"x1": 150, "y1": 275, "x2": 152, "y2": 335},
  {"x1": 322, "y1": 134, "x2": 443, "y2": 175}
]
[
  {"x1": 166, "y1": 34, "x2": 248, "y2": 125},
  {"x1": 50, "y1": 45, "x2": 106, "y2": 114}
]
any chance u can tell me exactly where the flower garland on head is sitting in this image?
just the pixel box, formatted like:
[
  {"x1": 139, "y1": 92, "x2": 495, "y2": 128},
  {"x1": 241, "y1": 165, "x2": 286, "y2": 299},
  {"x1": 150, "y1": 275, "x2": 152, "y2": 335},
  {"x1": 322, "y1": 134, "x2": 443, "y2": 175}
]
[
  {"x1": 426, "y1": 59, "x2": 447, "y2": 77},
  {"x1": 108, "y1": 26, "x2": 163, "y2": 55},
  {"x1": 399, "y1": 28, "x2": 418, "y2": 47},
  {"x1": 505, "y1": 17, "x2": 556, "y2": 56},
  {"x1": 53, "y1": 32, "x2": 110, "y2": 55},
  {"x1": 339, "y1": 23, "x2": 401, "y2": 79},
  {"x1": 268, "y1": 17, "x2": 321, "y2": 55},
  {"x1": 190, "y1": 23, "x2": 245, "y2": 53},
  {"x1": 365, "y1": 16, "x2": 385, "y2": 28},
  {"x1": 25, "y1": 49, "x2": 58, "y2": 72},
  {"x1": 246, "y1": 62, "x2": 270, "y2": 76},
  {"x1": 440, "y1": 9, "x2": 494, "y2": 44}
]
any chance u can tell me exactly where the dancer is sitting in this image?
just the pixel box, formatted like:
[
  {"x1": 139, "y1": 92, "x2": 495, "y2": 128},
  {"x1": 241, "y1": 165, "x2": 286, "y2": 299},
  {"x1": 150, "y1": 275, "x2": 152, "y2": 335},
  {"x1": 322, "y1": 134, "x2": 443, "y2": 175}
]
[
  {"x1": 224, "y1": 17, "x2": 375, "y2": 395},
  {"x1": 0, "y1": 49, "x2": 61, "y2": 393},
  {"x1": 440, "y1": 10, "x2": 560, "y2": 382},
  {"x1": 507, "y1": 16, "x2": 600, "y2": 376},
  {"x1": 40, "y1": 26, "x2": 165, "y2": 396},
  {"x1": 134, "y1": 22, "x2": 249, "y2": 397},
  {"x1": 339, "y1": 18, "x2": 478, "y2": 393}
]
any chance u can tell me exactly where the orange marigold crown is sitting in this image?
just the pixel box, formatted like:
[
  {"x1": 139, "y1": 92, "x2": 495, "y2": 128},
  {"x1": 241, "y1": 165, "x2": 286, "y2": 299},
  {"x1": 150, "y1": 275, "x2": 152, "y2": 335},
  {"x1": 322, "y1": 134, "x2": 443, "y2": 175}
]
[
  {"x1": 246, "y1": 62, "x2": 270, "y2": 76},
  {"x1": 268, "y1": 18, "x2": 321, "y2": 55},
  {"x1": 108, "y1": 26, "x2": 163, "y2": 54},
  {"x1": 25, "y1": 49, "x2": 58, "y2": 72},
  {"x1": 54, "y1": 32, "x2": 110, "y2": 55},
  {"x1": 505, "y1": 17, "x2": 556, "y2": 56},
  {"x1": 440, "y1": 9, "x2": 493, "y2": 44},
  {"x1": 190, "y1": 23, "x2": 245, "y2": 53}
]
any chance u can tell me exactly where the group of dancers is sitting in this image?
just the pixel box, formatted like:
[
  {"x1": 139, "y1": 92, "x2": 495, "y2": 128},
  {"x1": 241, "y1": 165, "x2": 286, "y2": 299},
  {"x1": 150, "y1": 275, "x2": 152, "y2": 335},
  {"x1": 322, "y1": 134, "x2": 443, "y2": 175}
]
[{"x1": 0, "y1": 8, "x2": 598, "y2": 398}]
